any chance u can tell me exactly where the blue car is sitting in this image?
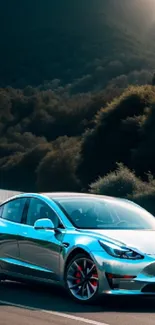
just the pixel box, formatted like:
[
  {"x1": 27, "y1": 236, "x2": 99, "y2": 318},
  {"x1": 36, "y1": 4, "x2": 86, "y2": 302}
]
[{"x1": 0, "y1": 192, "x2": 155, "y2": 304}]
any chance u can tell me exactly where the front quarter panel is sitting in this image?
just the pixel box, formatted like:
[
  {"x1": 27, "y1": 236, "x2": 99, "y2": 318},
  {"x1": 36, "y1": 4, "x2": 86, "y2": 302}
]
[
  {"x1": 58, "y1": 230, "x2": 155, "y2": 296},
  {"x1": 59, "y1": 230, "x2": 104, "y2": 280}
]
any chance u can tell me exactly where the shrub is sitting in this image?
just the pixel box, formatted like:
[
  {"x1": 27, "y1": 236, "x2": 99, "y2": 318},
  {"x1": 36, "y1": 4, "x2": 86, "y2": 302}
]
[
  {"x1": 132, "y1": 190, "x2": 155, "y2": 216},
  {"x1": 36, "y1": 136, "x2": 81, "y2": 192},
  {"x1": 90, "y1": 163, "x2": 155, "y2": 215},
  {"x1": 77, "y1": 85, "x2": 155, "y2": 188},
  {"x1": 89, "y1": 163, "x2": 146, "y2": 197}
]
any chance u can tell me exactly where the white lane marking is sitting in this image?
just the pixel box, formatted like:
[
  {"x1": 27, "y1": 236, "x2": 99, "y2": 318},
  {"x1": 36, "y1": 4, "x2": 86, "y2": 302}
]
[{"x1": 0, "y1": 299, "x2": 109, "y2": 325}]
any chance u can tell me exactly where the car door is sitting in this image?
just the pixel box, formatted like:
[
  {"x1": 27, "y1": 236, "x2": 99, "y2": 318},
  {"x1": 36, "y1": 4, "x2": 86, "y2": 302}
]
[
  {"x1": 0, "y1": 197, "x2": 27, "y2": 274},
  {"x1": 18, "y1": 197, "x2": 65, "y2": 281}
]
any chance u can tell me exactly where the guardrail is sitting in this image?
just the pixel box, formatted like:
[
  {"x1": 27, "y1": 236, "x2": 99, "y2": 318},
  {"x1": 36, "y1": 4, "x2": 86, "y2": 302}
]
[{"x1": 0, "y1": 189, "x2": 22, "y2": 202}]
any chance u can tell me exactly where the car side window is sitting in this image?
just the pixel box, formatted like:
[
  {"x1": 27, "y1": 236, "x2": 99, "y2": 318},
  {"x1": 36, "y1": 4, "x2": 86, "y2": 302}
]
[
  {"x1": 0, "y1": 205, "x2": 3, "y2": 218},
  {"x1": 26, "y1": 198, "x2": 61, "y2": 228},
  {"x1": 1, "y1": 198, "x2": 27, "y2": 223}
]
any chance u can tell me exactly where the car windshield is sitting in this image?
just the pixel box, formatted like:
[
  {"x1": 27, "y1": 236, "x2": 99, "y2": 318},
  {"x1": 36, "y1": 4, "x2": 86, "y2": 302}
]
[{"x1": 53, "y1": 197, "x2": 155, "y2": 230}]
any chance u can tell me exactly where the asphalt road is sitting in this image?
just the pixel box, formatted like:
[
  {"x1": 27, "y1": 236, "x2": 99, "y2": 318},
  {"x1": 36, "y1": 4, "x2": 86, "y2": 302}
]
[{"x1": 0, "y1": 281, "x2": 155, "y2": 325}]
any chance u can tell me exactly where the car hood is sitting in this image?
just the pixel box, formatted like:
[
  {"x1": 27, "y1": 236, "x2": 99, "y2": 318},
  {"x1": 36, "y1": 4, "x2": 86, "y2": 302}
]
[{"x1": 83, "y1": 229, "x2": 155, "y2": 255}]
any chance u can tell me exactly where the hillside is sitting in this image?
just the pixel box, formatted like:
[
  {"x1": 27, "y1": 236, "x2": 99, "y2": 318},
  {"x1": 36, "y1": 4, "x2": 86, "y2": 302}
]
[
  {"x1": 1, "y1": 1, "x2": 155, "y2": 215},
  {"x1": 0, "y1": 0, "x2": 155, "y2": 89}
]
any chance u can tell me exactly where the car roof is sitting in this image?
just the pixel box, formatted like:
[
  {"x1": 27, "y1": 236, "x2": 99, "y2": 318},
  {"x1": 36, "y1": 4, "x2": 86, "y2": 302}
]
[
  {"x1": 0, "y1": 191, "x2": 131, "y2": 205},
  {"x1": 42, "y1": 192, "x2": 114, "y2": 199},
  {"x1": 42, "y1": 192, "x2": 131, "y2": 204}
]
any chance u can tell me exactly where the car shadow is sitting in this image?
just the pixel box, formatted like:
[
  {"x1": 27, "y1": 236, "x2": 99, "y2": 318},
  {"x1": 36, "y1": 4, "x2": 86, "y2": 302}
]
[{"x1": 0, "y1": 281, "x2": 155, "y2": 314}]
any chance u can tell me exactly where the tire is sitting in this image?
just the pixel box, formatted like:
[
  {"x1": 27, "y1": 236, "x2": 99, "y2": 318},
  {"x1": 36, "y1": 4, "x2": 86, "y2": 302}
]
[{"x1": 65, "y1": 253, "x2": 100, "y2": 304}]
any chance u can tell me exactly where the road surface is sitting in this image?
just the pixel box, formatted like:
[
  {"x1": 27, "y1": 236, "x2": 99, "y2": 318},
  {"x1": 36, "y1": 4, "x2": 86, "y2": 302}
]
[{"x1": 0, "y1": 281, "x2": 155, "y2": 325}]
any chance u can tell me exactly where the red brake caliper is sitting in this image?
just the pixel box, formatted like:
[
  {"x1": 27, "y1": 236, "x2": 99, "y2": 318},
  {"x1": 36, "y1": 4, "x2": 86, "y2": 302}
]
[
  {"x1": 91, "y1": 272, "x2": 98, "y2": 286},
  {"x1": 75, "y1": 266, "x2": 82, "y2": 284}
]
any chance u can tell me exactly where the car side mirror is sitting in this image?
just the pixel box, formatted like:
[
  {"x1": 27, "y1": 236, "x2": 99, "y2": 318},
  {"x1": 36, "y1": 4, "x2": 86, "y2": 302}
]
[{"x1": 34, "y1": 218, "x2": 55, "y2": 230}]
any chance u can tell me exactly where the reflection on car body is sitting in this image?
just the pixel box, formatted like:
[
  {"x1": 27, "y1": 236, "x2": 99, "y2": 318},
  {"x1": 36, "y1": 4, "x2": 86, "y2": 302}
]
[{"x1": 0, "y1": 192, "x2": 155, "y2": 303}]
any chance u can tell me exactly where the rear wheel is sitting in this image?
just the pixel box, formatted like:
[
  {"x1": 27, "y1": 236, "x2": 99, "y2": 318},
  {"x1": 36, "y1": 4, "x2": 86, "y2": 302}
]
[{"x1": 65, "y1": 253, "x2": 100, "y2": 304}]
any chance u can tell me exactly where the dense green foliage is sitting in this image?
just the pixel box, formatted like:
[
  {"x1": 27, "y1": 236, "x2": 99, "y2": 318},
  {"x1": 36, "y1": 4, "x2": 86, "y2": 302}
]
[
  {"x1": 90, "y1": 163, "x2": 155, "y2": 215},
  {"x1": 77, "y1": 86, "x2": 155, "y2": 186},
  {"x1": 1, "y1": 1, "x2": 155, "y2": 215},
  {"x1": 1, "y1": 84, "x2": 155, "y2": 200}
]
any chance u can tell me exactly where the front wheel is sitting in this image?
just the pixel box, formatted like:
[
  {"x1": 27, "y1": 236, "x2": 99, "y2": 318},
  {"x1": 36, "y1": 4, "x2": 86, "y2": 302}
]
[{"x1": 65, "y1": 253, "x2": 100, "y2": 304}]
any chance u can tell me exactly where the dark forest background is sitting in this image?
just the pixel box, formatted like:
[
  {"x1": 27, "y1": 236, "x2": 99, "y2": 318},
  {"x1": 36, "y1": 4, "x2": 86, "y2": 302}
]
[{"x1": 1, "y1": 0, "x2": 155, "y2": 213}]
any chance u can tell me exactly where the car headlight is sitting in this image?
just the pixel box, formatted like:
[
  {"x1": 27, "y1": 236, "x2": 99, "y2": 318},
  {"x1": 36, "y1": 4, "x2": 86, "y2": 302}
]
[{"x1": 99, "y1": 240, "x2": 144, "y2": 260}]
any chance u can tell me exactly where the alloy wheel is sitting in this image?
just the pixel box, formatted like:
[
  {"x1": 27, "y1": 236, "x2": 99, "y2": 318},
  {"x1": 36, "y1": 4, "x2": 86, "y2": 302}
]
[{"x1": 66, "y1": 256, "x2": 99, "y2": 301}]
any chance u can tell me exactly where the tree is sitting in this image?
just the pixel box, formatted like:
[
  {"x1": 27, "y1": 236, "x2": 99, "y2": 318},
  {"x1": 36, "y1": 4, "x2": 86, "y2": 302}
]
[
  {"x1": 36, "y1": 137, "x2": 81, "y2": 192},
  {"x1": 77, "y1": 86, "x2": 155, "y2": 188}
]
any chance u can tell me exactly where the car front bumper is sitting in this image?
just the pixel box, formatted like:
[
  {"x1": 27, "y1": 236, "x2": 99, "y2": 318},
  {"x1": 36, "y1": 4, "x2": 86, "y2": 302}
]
[{"x1": 92, "y1": 251, "x2": 155, "y2": 296}]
